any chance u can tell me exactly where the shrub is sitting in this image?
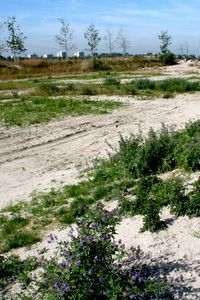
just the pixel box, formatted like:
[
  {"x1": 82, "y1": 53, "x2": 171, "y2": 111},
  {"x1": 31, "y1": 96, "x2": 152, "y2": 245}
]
[
  {"x1": 65, "y1": 83, "x2": 75, "y2": 91},
  {"x1": 39, "y1": 83, "x2": 59, "y2": 95},
  {"x1": 134, "y1": 79, "x2": 156, "y2": 90},
  {"x1": 167, "y1": 177, "x2": 188, "y2": 217},
  {"x1": 37, "y1": 204, "x2": 172, "y2": 299},
  {"x1": 134, "y1": 125, "x2": 177, "y2": 177},
  {"x1": 0, "y1": 255, "x2": 38, "y2": 293},
  {"x1": 187, "y1": 179, "x2": 200, "y2": 217},
  {"x1": 133, "y1": 175, "x2": 161, "y2": 215},
  {"x1": 104, "y1": 77, "x2": 120, "y2": 86},
  {"x1": 122, "y1": 83, "x2": 137, "y2": 95},
  {"x1": 92, "y1": 59, "x2": 111, "y2": 71},
  {"x1": 81, "y1": 86, "x2": 96, "y2": 95},
  {"x1": 141, "y1": 194, "x2": 166, "y2": 233},
  {"x1": 160, "y1": 53, "x2": 176, "y2": 65}
]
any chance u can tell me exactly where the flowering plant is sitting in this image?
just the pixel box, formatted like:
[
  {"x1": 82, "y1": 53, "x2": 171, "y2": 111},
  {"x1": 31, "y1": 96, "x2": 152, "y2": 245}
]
[{"x1": 38, "y1": 203, "x2": 173, "y2": 299}]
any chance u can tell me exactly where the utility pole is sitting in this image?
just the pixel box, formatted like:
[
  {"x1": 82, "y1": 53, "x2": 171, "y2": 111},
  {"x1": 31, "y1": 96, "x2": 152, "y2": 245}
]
[
  {"x1": 179, "y1": 44, "x2": 184, "y2": 56},
  {"x1": 185, "y1": 41, "x2": 188, "y2": 58}
]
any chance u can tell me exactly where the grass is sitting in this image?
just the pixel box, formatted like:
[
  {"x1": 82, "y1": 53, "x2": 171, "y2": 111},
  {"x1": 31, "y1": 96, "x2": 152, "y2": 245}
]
[
  {"x1": 0, "y1": 96, "x2": 122, "y2": 127},
  {"x1": 39, "y1": 77, "x2": 200, "y2": 97},
  {"x1": 0, "y1": 80, "x2": 38, "y2": 91},
  {"x1": 1, "y1": 69, "x2": 200, "y2": 104},
  {"x1": 0, "y1": 215, "x2": 41, "y2": 252}
]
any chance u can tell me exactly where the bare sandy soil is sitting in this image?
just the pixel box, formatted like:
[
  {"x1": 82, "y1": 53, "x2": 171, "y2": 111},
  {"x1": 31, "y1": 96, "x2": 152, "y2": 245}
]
[{"x1": 1, "y1": 61, "x2": 200, "y2": 299}]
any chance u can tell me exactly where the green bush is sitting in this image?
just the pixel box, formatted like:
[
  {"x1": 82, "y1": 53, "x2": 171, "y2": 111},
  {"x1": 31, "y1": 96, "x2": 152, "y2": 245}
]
[
  {"x1": 141, "y1": 194, "x2": 166, "y2": 232},
  {"x1": 187, "y1": 179, "x2": 200, "y2": 217},
  {"x1": 134, "y1": 79, "x2": 156, "y2": 90},
  {"x1": 0, "y1": 255, "x2": 38, "y2": 293},
  {"x1": 133, "y1": 175, "x2": 161, "y2": 215},
  {"x1": 39, "y1": 83, "x2": 59, "y2": 95},
  {"x1": 160, "y1": 53, "x2": 176, "y2": 65},
  {"x1": 81, "y1": 86, "x2": 96, "y2": 95},
  {"x1": 92, "y1": 59, "x2": 111, "y2": 71},
  {"x1": 104, "y1": 76, "x2": 120, "y2": 86},
  {"x1": 134, "y1": 125, "x2": 177, "y2": 177}
]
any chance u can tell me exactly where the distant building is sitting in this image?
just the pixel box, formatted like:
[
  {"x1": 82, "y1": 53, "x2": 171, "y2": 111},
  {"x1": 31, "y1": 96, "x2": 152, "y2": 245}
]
[
  {"x1": 74, "y1": 51, "x2": 84, "y2": 58},
  {"x1": 43, "y1": 54, "x2": 54, "y2": 59},
  {"x1": 56, "y1": 51, "x2": 67, "y2": 58},
  {"x1": 26, "y1": 53, "x2": 38, "y2": 59}
]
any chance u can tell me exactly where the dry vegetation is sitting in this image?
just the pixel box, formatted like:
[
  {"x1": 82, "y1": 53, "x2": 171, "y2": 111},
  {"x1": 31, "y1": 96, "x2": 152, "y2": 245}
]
[{"x1": 0, "y1": 56, "x2": 161, "y2": 79}]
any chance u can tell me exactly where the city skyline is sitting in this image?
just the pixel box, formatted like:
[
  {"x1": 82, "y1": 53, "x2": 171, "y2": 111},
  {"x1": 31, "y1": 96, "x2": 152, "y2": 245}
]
[{"x1": 1, "y1": 0, "x2": 200, "y2": 56}]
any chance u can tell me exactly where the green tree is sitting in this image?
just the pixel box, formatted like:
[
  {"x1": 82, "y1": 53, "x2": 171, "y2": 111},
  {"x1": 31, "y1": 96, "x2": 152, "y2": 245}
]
[
  {"x1": 158, "y1": 30, "x2": 176, "y2": 65},
  {"x1": 158, "y1": 30, "x2": 171, "y2": 55},
  {"x1": 6, "y1": 16, "x2": 26, "y2": 60},
  {"x1": 55, "y1": 18, "x2": 75, "y2": 58},
  {"x1": 84, "y1": 23, "x2": 101, "y2": 57}
]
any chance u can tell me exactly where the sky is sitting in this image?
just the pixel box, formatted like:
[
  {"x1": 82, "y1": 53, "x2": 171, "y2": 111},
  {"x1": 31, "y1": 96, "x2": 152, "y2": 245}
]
[{"x1": 1, "y1": 0, "x2": 200, "y2": 56}]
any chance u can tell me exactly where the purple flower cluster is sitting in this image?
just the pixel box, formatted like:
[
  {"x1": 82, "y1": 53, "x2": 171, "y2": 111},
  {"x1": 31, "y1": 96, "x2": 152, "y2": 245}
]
[{"x1": 38, "y1": 204, "x2": 173, "y2": 299}]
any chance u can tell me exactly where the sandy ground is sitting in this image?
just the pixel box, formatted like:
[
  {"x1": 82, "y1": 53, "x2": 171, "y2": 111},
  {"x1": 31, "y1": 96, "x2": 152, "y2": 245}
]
[{"x1": 1, "y1": 61, "x2": 200, "y2": 299}]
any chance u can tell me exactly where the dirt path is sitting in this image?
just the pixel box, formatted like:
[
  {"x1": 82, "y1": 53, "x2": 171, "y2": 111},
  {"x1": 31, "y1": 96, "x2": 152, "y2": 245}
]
[{"x1": 1, "y1": 92, "x2": 200, "y2": 209}]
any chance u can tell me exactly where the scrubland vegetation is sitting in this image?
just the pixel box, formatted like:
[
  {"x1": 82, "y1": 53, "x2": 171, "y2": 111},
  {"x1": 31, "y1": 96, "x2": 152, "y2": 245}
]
[
  {"x1": 1, "y1": 57, "x2": 200, "y2": 299},
  {"x1": 1, "y1": 118, "x2": 200, "y2": 298}
]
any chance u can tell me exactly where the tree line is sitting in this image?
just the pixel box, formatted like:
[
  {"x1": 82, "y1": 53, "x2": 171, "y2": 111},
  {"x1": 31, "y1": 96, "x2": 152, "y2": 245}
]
[{"x1": 0, "y1": 17, "x2": 173, "y2": 62}]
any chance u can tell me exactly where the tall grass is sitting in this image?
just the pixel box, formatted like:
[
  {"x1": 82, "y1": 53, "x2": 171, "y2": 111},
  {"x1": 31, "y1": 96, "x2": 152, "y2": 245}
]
[{"x1": 0, "y1": 57, "x2": 161, "y2": 79}]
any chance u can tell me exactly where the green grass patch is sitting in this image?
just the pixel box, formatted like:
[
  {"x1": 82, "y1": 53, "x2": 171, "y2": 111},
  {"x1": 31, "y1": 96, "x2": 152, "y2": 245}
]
[
  {"x1": 0, "y1": 215, "x2": 41, "y2": 252},
  {"x1": 0, "y1": 96, "x2": 122, "y2": 127},
  {"x1": 122, "y1": 77, "x2": 200, "y2": 98},
  {"x1": 0, "y1": 80, "x2": 37, "y2": 91}
]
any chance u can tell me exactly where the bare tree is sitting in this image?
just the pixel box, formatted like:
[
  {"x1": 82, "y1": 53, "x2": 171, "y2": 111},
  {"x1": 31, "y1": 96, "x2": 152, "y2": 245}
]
[
  {"x1": 117, "y1": 28, "x2": 129, "y2": 56},
  {"x1": 0, "y1": 21, "x2": 6, "y2": 56},
  {"x1": 6, "y1": 16, "x2": 26, "y2": 60},
  {"x1": 84, "y1": 23, "x2": 101, "y2": 57},
  {"x1": 55, "y1": 18, "x2": 75, "y2": 58},
  {"x1": 104, "y1": 28, "x2": 116, "y2": 57}
]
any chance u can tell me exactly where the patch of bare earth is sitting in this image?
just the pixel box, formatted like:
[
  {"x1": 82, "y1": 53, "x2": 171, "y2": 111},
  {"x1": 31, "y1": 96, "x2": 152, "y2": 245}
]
[{"x1": 1, "y1": 62, "x2": 200, "y2": 299}]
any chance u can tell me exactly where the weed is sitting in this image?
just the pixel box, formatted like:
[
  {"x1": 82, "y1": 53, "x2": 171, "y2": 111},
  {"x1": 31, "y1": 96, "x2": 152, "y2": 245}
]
[
  {"x1": 11, "y1": 90, "x2": 19, "y2": 98},
  {"x1": 104, "y1": 76, "x2": 120, "y2": 86},
  {"x1": 65, "y1": 82, "x2": 75, "y2": 91},
  {"x1": 187, "y1": 178, "x2": 200, "y2": 217},
  {"x1": 0, "y1": 215, "x2": 41, "y2": 252},
  {"x1": 0, "y1": 254, "x2": 38, "y2": 293},
  {"x1": 3, "y1": 230, "x2": 40, "y2": 252},
  {"x1": 141, "y1": 194, "x2": 167, "y2": 233},
  {"x1": 39, "y1": 83, "x2": 60, "y2": 95},
  {"x1": 81, "y1": 86, "x2": 96, "y2": 95}
]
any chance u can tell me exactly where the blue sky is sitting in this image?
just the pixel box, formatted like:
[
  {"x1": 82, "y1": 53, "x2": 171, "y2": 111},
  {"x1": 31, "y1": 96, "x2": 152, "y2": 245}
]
[{"x1": 1, "y1": 0, "x2": 200, "y2": 56}]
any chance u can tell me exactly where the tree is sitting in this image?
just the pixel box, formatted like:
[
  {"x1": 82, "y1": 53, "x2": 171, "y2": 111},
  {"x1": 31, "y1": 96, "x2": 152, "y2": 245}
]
[
  {"x1": 158, "y1": 30, "x2": 176, "y2": 65},
  {"x1": 55, "y1": 18, "x2": 75, "y2": 58},
  {"x1": 0, "y1": 21, "x2": 6, "y2": 56},
  {"x1": 84, "y1": 23, "x2": 101, "y2": 57},
  {"x1": 104, "y1": 28, "x2": 116, "y2": 57},
  {"x1": 117, "y1": 28, "x2": 129, "y2": 56},
  {"x1": 158, "y1": 30, "x2": 171, "y2": 55},
  {"x1": 6, "y1": 17, "x2": 26, "y2": 60}
]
